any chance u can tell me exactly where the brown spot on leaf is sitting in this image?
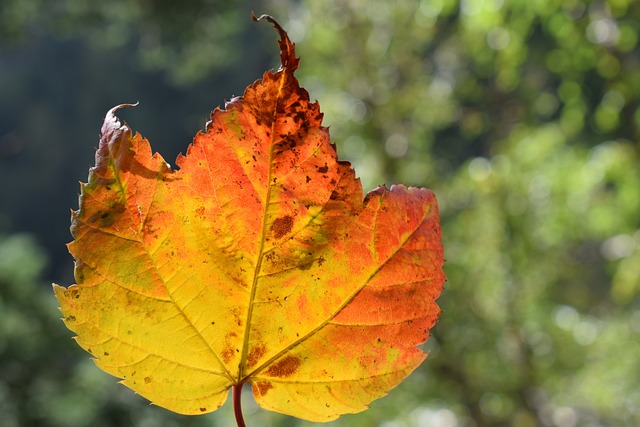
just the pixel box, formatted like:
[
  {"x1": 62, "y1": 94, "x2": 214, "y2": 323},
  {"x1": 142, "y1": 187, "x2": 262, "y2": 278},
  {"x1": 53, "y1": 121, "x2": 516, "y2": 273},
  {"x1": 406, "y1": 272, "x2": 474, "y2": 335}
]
[
  {"x1": 95, "y1": 177, "x2": 117, "y2": 187},
  {"x1": 75, "y1": 268, "x2": 85, "y2": 284},
  {"x1": 200, "y1": 407, "x2": 207, "y2": 412},
  {"x1": 271, "y1": 215, "x2": 293, "y2": 238},
  {"x1": 254, "y1": 381, "x2": 273, "y2": 396},
  {"x1": 265, "y1": 355, "x2": 301, "y2": 378},
  {"x1": 317, "y1": 163, "x2": 328, "y2": 173},
  {"x1": 144, "y1": 376, "x2": 151, "y2": 384},
  {"x1": 87, "y1": 204, "x2": 125, "y2": 227},
  {"x1": 293, "y1": 110, "x2": 306, "y2": 123},
  {"x1": 247, "y1": 344, "x2": 267, "y2": 369},
  {"x1": 253, "y1": 96, "x2": 276, "y2": 127},
  {"x1": 221, "y1": 346, "x2": 234, "y2": 363}
]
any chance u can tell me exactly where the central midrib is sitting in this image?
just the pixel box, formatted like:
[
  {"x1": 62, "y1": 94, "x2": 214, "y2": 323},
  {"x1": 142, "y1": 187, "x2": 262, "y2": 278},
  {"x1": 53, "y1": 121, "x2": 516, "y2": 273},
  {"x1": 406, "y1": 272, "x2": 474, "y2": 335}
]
[{"x1": 237, "y1": 71, "x2": 287, "y2": 383}]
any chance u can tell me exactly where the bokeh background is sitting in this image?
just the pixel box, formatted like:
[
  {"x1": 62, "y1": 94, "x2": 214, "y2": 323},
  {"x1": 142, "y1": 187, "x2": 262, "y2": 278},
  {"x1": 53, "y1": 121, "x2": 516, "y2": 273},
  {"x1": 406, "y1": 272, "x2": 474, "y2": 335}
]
[{"x1": 1, "y1": 0, "x2": 639, "y2": 426}]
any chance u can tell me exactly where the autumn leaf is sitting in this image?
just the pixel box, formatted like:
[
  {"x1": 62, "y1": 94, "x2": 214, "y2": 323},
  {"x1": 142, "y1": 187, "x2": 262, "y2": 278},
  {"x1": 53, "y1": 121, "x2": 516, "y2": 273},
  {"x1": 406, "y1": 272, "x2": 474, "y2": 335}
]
[{"x1": 53, "y1": 14, "x2": 445, "y2": 423}]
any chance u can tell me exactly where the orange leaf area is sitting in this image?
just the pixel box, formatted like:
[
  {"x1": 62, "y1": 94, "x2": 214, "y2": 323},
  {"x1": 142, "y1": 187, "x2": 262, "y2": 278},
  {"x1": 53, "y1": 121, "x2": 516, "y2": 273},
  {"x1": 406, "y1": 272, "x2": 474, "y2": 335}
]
[{"x1": 53, "y1": 15, "x2": 445, "y2": 422}]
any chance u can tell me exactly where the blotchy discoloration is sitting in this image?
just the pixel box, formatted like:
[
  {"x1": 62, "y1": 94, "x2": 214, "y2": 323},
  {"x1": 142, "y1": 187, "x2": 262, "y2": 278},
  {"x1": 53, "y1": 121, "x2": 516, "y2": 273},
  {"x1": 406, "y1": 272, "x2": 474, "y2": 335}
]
[
  {"x1": 271, "y1": 215, "x2": 294, "y2": 238},
  {"x1": 253, "y1": 380, "x2": 273, "y2": 396},
  {"x1": 264, "y1": 355, "x2": 301, "y2": 377},
  {"x1": 221, "y1": 346, "x2": 235, "y2": 364},
  {"x1": 246, "y1": 343, "x2": 267, "y2": 369}
]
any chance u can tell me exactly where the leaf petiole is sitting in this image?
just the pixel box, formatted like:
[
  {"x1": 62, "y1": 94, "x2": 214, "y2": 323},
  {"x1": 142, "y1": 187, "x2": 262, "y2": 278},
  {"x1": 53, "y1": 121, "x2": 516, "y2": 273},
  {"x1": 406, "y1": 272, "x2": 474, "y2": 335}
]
[{"x1": 232, "y1": 384, "x2": 246, "y2": 427}]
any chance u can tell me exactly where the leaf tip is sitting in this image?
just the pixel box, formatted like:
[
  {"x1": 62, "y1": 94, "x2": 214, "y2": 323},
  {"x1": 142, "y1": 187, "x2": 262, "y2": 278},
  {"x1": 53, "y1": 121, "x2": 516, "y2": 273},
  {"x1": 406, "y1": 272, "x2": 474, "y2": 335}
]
[
  {"x1": 251, "y1": 12, "x2": 299, "y2": 72},
  {"x1": 101, "y1": 102, "x2": 138, "y2": 141}
]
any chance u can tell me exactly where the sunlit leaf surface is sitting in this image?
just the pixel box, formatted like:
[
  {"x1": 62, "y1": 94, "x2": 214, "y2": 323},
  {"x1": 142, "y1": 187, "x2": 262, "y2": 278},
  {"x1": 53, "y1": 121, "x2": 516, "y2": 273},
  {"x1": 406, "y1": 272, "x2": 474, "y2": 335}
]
[{"x1": 53, "y1": 15, "x2": 444, "y2": 422}]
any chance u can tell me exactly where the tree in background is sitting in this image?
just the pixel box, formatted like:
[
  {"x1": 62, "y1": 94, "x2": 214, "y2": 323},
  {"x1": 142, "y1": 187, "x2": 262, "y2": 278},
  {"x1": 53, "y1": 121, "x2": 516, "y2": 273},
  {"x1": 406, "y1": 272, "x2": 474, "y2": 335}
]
[{"x1": 1, "y1": 0, "x2": 639, "y2": 426}]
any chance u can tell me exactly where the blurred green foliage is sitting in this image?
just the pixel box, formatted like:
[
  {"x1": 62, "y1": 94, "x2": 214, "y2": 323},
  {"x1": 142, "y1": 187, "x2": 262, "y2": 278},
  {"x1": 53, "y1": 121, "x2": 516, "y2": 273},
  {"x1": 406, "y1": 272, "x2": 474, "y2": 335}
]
[{"x1": 1, "y1": 0, "x2": 639, "y2": 426}]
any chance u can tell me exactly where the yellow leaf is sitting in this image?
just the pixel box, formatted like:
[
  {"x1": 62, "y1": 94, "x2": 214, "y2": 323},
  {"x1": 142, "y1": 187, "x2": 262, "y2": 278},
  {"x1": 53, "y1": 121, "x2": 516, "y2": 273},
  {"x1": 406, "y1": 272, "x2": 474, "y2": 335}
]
[{"x1": 53, "y1": 14, "x2": 445, "y2": 422}]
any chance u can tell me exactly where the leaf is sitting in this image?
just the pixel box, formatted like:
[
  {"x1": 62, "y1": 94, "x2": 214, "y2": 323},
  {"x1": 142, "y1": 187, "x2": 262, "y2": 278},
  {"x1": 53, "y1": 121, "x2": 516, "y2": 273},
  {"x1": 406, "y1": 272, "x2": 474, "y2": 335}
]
[{"x1": 53, "y1": 14, "x2": 445, "y2": 422}]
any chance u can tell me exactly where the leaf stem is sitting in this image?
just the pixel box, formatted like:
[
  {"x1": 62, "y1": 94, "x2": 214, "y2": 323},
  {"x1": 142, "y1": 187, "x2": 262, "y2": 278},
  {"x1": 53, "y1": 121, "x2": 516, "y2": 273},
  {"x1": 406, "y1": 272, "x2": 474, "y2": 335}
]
[{"x1": 233, "y1": 384, "x2": 246, "y2": 427}]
